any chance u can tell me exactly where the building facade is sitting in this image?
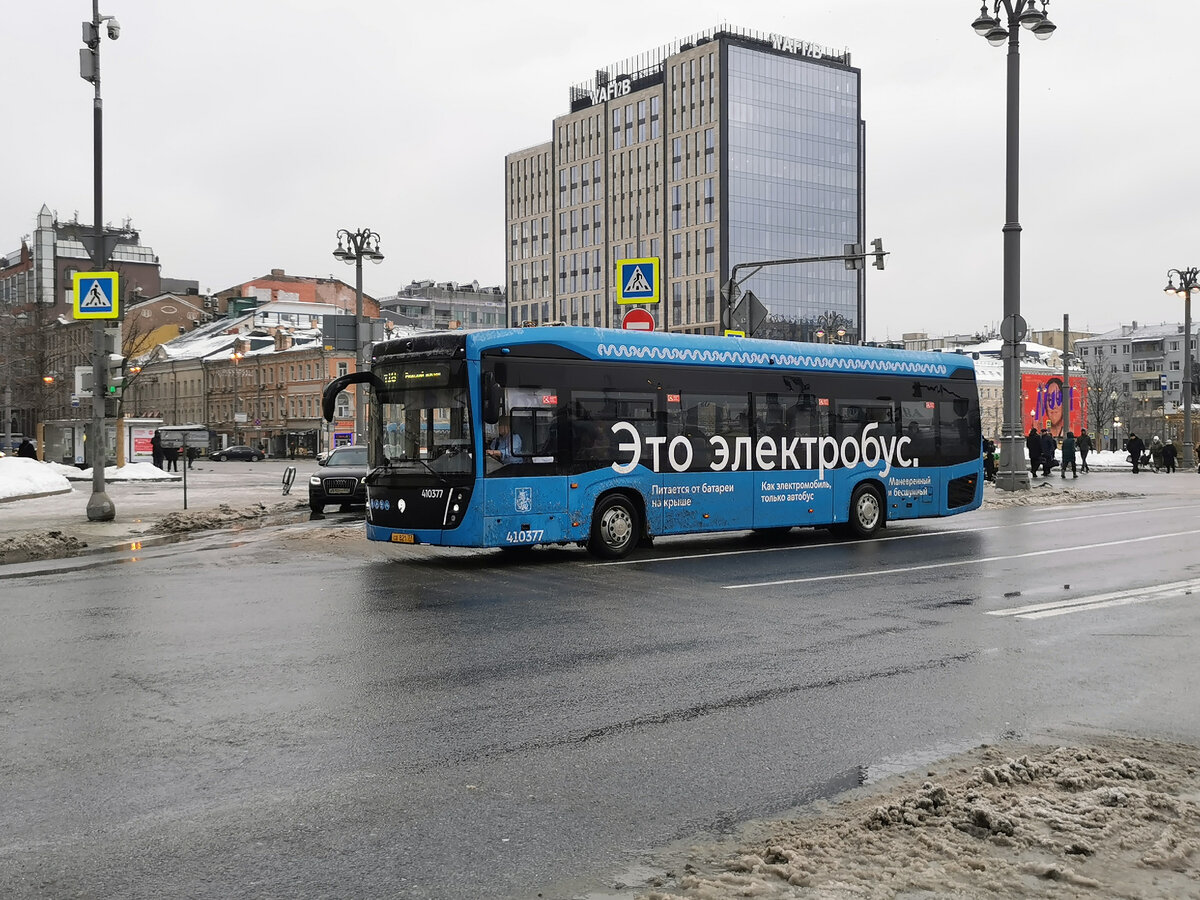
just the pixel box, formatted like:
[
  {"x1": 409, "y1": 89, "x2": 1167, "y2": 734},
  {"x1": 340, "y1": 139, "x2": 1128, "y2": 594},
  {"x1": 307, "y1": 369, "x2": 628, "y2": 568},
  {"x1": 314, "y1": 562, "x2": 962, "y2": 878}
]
[
  {"x1": 1075, "y1": 321, "x2": 1199, "y2": 446},
  {"x1": 378, "y1": 280, "x2": 506, "y2": 330},
  {"x1": 214, "y1": 269, "x2": 378, "y2": 319},
  {"x1": 124, "y1": 302, "x2": 360, "y2": 456},
  {"x1": 504, "y1": 24, "x2": 864, "y2": 339},
  {"x1": 1, "y1": 205, "x2": 166, "y2": 436}
]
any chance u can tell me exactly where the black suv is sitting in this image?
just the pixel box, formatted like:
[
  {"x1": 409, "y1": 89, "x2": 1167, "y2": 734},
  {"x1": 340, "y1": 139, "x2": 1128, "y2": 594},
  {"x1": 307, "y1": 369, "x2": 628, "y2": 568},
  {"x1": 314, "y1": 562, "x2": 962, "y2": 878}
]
[{"x1": 308, "y1": 445, "x2": 368, "y2": 513}]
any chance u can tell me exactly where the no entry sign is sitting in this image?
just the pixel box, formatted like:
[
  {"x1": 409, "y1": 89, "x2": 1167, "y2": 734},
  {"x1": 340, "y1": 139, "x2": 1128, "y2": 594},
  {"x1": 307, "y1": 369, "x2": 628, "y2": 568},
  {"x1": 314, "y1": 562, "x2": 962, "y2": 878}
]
[{"x1": 621, "y1": 308, "x2": 656, "y2": 331}]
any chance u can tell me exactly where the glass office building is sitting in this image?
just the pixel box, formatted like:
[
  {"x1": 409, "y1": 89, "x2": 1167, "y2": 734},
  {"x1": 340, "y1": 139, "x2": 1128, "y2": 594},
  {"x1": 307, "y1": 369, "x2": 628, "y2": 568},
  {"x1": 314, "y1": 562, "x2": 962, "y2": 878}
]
[{"x1": 504, "y1": 25, "x2": 864, "y2": 342}]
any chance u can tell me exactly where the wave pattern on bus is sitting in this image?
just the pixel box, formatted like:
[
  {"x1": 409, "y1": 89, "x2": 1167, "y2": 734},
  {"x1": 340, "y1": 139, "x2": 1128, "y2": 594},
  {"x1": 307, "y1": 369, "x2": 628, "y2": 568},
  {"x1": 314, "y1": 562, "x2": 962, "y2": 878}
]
[{"x1": 595, "y1": 343, "x2": 951, "y2": 376}]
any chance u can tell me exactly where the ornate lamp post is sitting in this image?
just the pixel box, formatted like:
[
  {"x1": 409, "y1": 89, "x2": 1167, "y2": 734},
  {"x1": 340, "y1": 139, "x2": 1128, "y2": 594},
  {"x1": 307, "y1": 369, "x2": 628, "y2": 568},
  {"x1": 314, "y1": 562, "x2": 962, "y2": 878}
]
[
  {"x1": 971, "y1": 0, "x2": 1056, "y2": 492},
  {"x1": 1164, "y1": 267, "x2": 1198, "y2": 470},
  {"x1": 230, "y1": 349, "x2": 244, "y2": 445},
  {"x1": 815, "y1": 311, "x2": 849, "y2": 344},
  {"x1": 332, "y1": 228, "x2": 384, "y2": 446}
]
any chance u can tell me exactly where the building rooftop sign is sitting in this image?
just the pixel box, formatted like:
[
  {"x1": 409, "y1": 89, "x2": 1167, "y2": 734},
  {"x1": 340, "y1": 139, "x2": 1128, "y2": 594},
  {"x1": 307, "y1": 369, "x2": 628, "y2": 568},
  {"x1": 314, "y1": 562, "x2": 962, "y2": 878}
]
[{"x1": 569, "y1": 23, "x2": 851, "y2": 111}]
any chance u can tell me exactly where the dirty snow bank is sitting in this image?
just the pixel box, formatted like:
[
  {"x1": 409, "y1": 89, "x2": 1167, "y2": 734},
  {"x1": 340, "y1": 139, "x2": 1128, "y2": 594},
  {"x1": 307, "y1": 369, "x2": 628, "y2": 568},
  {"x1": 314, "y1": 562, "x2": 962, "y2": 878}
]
[
  {"x1": 982, "y1": 487, "x2": 1139, "y2": 509},
  {"x1": 0, "y1": 529, "x2": 89, "y2": 562},
  {"x1": 147, "y1": 500, "x2": 305, "y2": 534},
  {"x1": 635, "y1": 736, "x2": 1200, "y2": 900}
]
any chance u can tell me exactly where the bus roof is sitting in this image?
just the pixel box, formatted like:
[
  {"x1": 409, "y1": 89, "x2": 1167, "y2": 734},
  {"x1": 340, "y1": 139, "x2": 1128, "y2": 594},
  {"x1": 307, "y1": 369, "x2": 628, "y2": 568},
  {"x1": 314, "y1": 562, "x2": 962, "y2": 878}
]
[{"x1": 435, "y1": 326, "x2": 977, "y2": 378}]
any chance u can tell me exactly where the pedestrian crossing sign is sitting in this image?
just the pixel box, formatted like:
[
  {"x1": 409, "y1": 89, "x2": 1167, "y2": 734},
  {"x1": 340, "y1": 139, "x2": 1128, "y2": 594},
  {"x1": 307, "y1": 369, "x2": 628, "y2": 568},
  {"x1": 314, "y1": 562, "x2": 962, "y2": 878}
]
[
  {"x1": 617, "y1": 258, "x2": 659, "y2": 305},
  {"x1": 73, "y1": 271, "x2": 120, "y2": 319}
]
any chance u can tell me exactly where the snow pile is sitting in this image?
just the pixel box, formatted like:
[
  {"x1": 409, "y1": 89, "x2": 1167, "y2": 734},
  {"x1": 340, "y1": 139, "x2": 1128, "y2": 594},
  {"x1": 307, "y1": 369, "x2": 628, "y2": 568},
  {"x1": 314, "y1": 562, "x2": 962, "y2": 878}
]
[
  {"x1": 148, "y1": 501, "x2": 301, "y2": 535},
  {"x1": 64, "y1": 461, "x2": 180, "y2": 481},
  {"x1": 983, "y1": 487, "x2": 1140, "y2": 509},
  {"x1": 0, "y1": 457, "x2": 72, "y2": 501},
  {"x1": 0, "y1": 529, "x2": 89, "y2": 562},
  {"x1": 636, "y1": 737, "x2": 1200, "y2": 899}
]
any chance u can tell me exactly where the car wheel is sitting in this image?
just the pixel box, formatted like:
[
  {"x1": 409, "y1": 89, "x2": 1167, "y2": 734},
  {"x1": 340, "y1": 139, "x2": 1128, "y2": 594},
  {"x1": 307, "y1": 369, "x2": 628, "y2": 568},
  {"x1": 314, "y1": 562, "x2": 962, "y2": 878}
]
[
  {"x1": 588, "y1": 494, "x2": 640, "y2": 560},
  {"x1": 846, "y1": 483, "x2": 884, "y2": 539},
  {"x1": 212, "y1": 453, "x2": 224, "y2": 461}
]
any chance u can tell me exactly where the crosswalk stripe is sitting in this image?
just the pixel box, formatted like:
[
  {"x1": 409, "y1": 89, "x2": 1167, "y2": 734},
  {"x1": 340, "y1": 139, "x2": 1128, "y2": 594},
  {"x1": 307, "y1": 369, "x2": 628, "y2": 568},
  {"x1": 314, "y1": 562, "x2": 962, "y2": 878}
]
[{"x1": 987, "y1": 578, "x2": 1200, "y2": 620}]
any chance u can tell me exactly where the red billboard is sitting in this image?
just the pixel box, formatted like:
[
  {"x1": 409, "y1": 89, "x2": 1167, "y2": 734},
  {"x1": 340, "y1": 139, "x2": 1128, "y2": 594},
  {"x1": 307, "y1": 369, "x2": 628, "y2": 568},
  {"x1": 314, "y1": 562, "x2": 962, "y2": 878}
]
[{"x1": 1021, "y1": 373, "x2": 1088, "y2": 437}]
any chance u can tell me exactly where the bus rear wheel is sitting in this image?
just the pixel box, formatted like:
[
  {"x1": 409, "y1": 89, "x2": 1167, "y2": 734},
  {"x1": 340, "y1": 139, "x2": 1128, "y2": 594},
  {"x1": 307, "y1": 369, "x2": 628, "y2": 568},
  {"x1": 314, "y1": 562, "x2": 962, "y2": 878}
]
[
  {"x1": 847, "y1": 484, "x2": 883, "y2": 539},
  {"x1": 589, "y1": 495, "x2": 640, "y2": 559}
]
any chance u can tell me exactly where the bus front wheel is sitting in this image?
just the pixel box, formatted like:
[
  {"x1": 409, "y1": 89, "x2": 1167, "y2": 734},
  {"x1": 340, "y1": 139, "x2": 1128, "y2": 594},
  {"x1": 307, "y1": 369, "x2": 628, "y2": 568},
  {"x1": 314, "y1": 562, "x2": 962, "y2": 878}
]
[
  {"x1": 589, "y1": 495, "x2": 640, "y2": 559},
  {"x1": 847, "y1": 484, "x2": 883, "y2": 539}
]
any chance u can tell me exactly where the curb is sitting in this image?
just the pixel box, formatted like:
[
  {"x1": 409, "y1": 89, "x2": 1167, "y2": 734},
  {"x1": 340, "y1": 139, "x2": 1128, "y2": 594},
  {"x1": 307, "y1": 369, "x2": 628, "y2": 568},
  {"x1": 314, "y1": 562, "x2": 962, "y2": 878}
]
[{"x1": 0, "y1": 487, "x2": 74, "y2": 504}]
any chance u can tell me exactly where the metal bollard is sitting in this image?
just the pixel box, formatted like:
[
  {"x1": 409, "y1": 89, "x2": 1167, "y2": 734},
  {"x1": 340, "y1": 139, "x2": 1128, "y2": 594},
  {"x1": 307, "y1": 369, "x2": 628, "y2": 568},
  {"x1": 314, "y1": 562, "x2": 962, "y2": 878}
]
[{"x1": 282, "y1": 465, "x2": 297, "y2": 495}]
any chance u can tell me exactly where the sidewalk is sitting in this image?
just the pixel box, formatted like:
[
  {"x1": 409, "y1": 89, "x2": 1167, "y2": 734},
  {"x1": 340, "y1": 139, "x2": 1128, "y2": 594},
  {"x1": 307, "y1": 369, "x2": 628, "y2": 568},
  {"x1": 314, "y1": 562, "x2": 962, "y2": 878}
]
[{"x1": 0, "y1": 460, "x2": 314, "y2": 561}]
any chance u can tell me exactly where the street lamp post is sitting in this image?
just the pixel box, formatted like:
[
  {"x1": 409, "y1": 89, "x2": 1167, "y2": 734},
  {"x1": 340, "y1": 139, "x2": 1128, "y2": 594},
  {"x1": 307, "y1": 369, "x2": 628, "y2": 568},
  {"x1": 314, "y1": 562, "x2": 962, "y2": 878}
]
[
  {"x1": 332, "y1": 228, "x2": 384, "y2": 446},
  {"x1": 971, "y1": 1, "x2": 1056, "y2": 492},
  {"x1": 1164, "y1": 267, "x2": 1198, "y2": 470},
  {"x1": 79, "y1": 1, "x2": 121, "y2": 521},
  {"x1": 230, "y1": 350, "x2": 244, "y2": 444},
  {"x1": 1110, "y1": 389, "x2": 1120, "y2": 452}
]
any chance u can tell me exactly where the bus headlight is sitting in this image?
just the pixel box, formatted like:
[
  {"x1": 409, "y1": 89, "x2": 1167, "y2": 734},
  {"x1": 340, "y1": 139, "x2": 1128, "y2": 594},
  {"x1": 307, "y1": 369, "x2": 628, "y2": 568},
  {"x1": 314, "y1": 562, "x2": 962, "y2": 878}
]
[{"x1": 443, "y1": 489, "x2": 471, "y2": 527}]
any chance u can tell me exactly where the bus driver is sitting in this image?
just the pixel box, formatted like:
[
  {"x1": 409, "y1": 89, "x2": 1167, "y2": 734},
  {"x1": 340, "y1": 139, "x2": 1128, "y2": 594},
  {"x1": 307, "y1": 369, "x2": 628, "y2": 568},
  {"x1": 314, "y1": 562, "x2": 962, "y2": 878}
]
[{"x1": 486, "y1": 414, "x2": 523, "y2": 465}]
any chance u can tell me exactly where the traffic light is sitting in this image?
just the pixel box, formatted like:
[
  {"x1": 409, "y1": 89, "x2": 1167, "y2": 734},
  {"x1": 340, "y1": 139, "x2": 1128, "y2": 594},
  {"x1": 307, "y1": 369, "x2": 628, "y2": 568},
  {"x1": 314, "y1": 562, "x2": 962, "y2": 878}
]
[
  {"x1": 871, "y1": 238, "x2": 887, "y2": 270},
  {"x1": 843, "y1": 243, "x2": 863, "y2": 270},
  {"x1": 103, "y1": 327, "x2": 123, "y2": 394},
  {"x1": 106, "y1": 353, "x2": 124, "y2": 395}
]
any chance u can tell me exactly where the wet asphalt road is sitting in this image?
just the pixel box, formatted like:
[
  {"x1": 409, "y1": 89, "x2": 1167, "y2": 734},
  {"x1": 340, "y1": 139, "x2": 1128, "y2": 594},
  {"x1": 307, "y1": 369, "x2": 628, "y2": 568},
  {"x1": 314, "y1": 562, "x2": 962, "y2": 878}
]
[{"x1": 2, "y1": 487, "x2": 1199, "y2": 899}]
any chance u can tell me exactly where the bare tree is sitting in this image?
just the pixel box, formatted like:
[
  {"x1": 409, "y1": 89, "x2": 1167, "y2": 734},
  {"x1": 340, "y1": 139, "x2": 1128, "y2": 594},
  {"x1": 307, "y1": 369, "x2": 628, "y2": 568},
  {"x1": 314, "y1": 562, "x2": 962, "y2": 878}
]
[{"x1": 1085, "y1": 348, "x2": 1122, "y2": 444}]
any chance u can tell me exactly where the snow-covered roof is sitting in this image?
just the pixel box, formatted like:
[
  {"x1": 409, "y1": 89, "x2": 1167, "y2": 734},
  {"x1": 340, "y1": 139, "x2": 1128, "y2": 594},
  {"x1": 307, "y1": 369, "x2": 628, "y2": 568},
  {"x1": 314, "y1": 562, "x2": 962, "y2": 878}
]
[{"x1": 1079, "y1": 322, "x2": 1195, "y2": 342}]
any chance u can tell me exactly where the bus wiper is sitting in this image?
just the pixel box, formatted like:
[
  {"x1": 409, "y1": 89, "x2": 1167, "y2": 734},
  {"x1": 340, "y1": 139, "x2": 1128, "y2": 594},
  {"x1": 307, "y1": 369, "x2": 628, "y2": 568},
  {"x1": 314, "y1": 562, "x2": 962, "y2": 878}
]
[
  {"x1": 370, "y1": 457, "x2": 448, "y2": 484},
  {"x1": 412, "y1": 457, "x2": 449, "y2": 483}
]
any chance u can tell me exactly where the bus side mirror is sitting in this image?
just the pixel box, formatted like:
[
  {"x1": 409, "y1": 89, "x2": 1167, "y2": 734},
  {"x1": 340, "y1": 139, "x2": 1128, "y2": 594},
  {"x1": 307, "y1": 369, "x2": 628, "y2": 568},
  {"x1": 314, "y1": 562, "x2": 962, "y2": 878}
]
[
  {"x1": 321, "y1": 371, "x2": 383, "y2": 422},
  {"x1": 482, "y1": 372, "x2": 502, "y2": 425}
]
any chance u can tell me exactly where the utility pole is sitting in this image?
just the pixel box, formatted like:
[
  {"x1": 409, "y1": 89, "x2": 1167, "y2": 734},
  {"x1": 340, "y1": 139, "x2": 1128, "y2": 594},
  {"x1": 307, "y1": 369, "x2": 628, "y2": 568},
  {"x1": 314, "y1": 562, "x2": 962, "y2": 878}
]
[{"x1": 79, "y1": 1, "x2": 120, "y2": 521}]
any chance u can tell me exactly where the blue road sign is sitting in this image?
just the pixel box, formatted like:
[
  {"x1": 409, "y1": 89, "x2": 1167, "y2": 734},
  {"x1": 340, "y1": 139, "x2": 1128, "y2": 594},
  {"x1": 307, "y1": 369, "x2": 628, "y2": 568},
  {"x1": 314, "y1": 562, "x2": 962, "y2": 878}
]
[
  {"x1": 616, "y1": 258, "x2": 659, "y2": 304},
  {"x1": 73, "y1": 271, "x2": 120, "y2": 319}
]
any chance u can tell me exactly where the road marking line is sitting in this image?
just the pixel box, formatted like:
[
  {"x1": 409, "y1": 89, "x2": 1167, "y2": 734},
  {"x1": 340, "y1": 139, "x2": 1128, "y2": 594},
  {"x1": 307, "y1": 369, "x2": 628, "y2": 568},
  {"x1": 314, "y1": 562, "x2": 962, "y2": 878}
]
[
  {"x1": 988, "y1": 578, "x2": 1200, "y2": 620},
  {"x1": 721, "y1": 529, "x2": 1200, "y2": 589},
  {"x1": 585, "y1": 503, "x2": 1200, "y2": 568}
]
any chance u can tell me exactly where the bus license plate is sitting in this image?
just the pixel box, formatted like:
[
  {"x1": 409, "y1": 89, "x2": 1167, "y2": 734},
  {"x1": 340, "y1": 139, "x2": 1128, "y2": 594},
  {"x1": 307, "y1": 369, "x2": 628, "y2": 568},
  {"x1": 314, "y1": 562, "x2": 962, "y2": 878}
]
[{"x1": 390, "y1": 533, "x2": 415, "y2": 544}]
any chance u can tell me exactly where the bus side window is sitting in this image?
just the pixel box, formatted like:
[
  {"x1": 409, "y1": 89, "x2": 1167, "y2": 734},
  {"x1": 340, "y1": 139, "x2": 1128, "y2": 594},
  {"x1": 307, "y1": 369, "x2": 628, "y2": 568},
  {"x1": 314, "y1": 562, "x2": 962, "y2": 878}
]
[
  {"x1": 900, "y1": 399, "x2": 938, "y2": 463},
  {"x1": 510, "y1": 408, "x2": 555, "y2": 459}
]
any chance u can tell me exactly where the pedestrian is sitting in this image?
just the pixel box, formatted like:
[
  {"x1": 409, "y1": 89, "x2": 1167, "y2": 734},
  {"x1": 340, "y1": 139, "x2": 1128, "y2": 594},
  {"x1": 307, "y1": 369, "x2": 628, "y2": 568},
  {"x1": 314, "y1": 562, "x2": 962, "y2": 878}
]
[
  {"x1": 164, "y1": 444, "x2": 180, "y2": 472},
  {"x1": 1149, "y1": 436, "x2": 1164, "y2": 473},
  {"x1": 1025, "y1": 427, "x2": 1042, "y2": 477},
  {"x1": 1127, "y1": 431, "x2": 1145, "y2": 474},
  {"x1": 982, "y1": 437, "x2": 997, "y2": 483},
  {"x1": 1076, "y1": 429, "x2": 1092, "y2": 473},
  {"x1": 151, "y1": 429, "x2": 164, "y2": 469},
  {"x1": 1060, "y1": 430, "x2": 1077, "y2": 479},
  {"x1": 16, "y1": 438, "x2": 36, "y2": 459},
  {"x1": 1040, "y1": 428, "x2": 1057, "y2": 477},
  {"x1": 1162, "y1": 438, "x2": 1178, "y2": 473},
  {"x1": 186, "y1": 446, "x2": 198, "y2": 469}
]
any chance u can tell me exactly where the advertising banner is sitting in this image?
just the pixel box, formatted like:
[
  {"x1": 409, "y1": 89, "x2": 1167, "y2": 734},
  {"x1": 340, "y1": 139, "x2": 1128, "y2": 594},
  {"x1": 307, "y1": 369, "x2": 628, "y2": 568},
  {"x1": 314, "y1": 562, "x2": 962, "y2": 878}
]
[{"x1": 1021, "y1": 373, "x2": 1089, "y2": 437}]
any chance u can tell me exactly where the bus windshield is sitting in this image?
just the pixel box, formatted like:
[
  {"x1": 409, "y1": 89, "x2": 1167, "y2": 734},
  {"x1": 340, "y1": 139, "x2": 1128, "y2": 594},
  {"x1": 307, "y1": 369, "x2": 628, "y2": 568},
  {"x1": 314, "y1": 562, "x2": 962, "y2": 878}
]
[{"x1": 374, "y1": 359, "x2": 473, "y2": 475}]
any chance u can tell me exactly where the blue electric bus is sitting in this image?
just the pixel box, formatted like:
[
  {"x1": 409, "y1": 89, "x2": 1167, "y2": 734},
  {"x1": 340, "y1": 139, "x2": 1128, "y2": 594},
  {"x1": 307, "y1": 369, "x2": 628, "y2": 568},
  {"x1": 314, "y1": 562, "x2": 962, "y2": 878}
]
[{"x1": 321, "y1": 327, "x2": 982, "y2": 559}]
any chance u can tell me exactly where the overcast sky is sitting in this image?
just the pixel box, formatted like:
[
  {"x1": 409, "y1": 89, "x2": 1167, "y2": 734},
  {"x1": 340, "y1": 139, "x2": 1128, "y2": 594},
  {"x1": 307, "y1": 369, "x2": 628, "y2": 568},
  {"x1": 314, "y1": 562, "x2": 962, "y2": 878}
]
[{"x1": 3, "y1": 1, "x2": 1197, "y2": 341}]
